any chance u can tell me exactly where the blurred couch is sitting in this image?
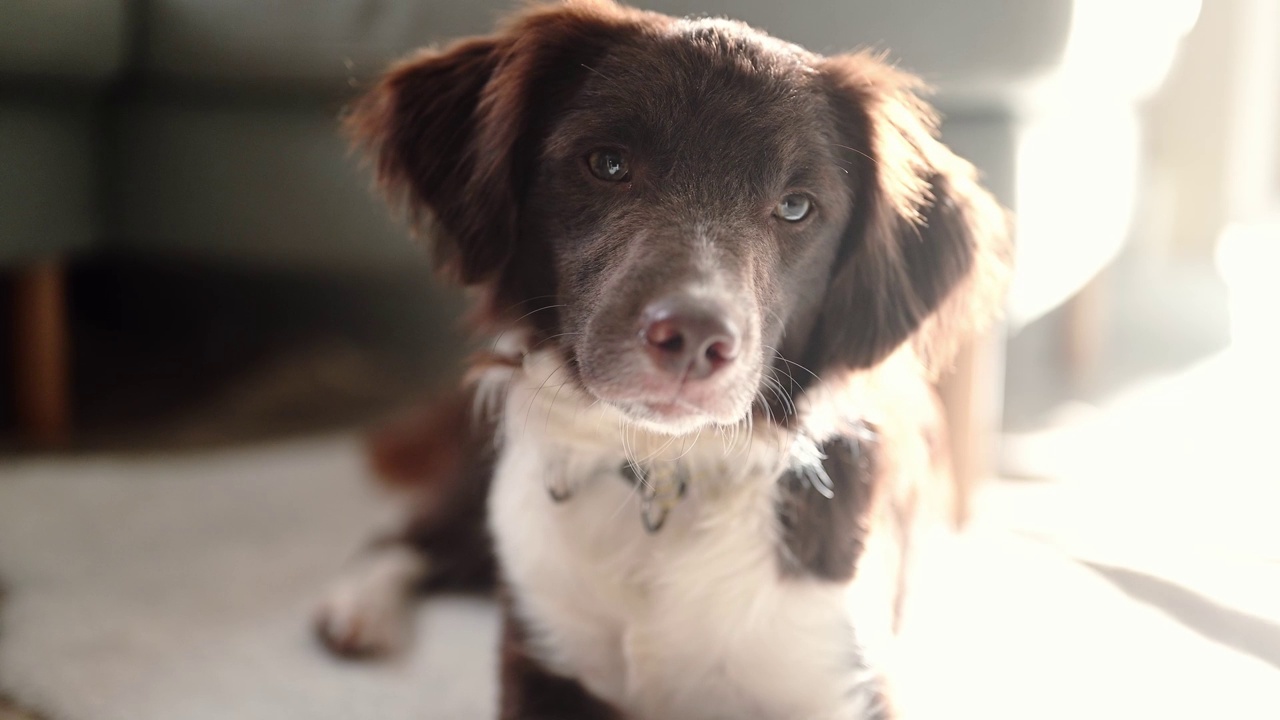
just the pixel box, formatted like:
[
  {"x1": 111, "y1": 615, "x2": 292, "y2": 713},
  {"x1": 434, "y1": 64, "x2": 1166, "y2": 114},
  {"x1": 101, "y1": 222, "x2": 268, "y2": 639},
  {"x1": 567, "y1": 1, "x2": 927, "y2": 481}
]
[{"x1": 2, "y1": 0, "x2": 440, "y2": 272}]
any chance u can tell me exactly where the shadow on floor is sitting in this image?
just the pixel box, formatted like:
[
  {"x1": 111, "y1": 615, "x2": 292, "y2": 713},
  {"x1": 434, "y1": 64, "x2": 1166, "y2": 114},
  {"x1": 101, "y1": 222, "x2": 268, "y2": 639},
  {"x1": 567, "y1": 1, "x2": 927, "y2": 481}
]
[{"x1": 1078, "y1": 560, "x2": 1280, "y2": 672}]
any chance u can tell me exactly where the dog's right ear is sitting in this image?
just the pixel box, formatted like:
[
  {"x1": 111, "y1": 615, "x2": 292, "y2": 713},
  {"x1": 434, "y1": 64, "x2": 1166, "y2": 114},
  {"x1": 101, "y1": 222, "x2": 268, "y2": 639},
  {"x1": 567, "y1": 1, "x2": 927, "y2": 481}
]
[
  {"x1": 346, "y1": 38, "x2": 505, "y2": 283},
  {"x1": 346, "y1": 1, "x2": 642, "y2": 285}
]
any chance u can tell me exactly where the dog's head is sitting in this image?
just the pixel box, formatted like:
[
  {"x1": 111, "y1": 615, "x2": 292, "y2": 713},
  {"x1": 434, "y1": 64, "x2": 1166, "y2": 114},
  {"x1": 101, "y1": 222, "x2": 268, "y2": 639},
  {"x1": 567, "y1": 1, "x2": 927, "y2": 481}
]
[{"x1": 350, "y1": 0, "x2": 1009, "y2": 435}]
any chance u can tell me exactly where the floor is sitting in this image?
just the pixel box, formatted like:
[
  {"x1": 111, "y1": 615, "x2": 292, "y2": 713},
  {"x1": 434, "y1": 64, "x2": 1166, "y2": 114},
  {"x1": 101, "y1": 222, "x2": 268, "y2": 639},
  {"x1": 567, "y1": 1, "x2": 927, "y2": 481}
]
[{"x1": 0, "y1": 435, "x2": 500, "y2": 720}]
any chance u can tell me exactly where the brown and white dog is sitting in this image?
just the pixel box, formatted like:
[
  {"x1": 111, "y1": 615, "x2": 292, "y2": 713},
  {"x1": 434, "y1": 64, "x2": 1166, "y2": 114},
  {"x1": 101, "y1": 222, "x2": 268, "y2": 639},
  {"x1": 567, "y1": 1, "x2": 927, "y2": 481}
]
[{"x1": 316, "y1": 2, "x2": 1010, "y2": 718}]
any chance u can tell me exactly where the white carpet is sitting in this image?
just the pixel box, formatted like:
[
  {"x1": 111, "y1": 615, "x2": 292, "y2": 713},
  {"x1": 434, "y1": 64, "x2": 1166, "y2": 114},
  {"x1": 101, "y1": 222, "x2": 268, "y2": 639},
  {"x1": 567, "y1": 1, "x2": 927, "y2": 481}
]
[
  {"x1": 0, "y1": 436, "x2": 497, "y2": 720},
  {"x1": 1, "y1": 426, "x2": 1278, "y2": 719}
]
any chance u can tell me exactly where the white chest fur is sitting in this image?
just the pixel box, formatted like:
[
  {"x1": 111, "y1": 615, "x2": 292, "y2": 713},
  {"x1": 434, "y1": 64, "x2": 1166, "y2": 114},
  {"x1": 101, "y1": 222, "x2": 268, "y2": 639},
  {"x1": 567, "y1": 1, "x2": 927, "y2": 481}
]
[{"x1": 485, "y1": 354, "x2": 885, "y2": 720}]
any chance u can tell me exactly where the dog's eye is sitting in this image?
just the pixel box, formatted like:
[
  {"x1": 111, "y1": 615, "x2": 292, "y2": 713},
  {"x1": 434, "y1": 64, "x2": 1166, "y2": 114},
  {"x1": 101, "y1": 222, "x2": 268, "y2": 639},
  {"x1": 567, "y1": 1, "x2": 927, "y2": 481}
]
[
  {"x1": 774, "y1": 194, "x2": 812, "y2": 222},
  {"x1": 587, "y1": 149, "x2": 631, "y2": 182}
]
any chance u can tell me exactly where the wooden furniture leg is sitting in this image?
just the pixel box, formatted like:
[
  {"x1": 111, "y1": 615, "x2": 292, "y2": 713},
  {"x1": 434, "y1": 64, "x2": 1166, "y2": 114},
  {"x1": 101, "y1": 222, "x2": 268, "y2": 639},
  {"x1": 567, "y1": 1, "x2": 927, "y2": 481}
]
[
  {"x1": 12, "y1": 260, "x2": 72, "y2": 447},
  {"x1": 1064, "y1": 272, "x2": 1107, "y2": 392},
  {"x1": 936, "y1": 329, "x2": 1004, "y2": 527}
]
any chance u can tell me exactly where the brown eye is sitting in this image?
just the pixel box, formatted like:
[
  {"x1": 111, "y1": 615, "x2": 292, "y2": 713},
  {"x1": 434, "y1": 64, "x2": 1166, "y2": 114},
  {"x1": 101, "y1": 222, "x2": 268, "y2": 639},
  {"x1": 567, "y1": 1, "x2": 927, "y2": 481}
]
[
  {"x1": 587, "y1": 149, "x2": 630, "y2": 182},
  {"x1": 775, "y1": 194, "x2": 812, "y2": 222}
]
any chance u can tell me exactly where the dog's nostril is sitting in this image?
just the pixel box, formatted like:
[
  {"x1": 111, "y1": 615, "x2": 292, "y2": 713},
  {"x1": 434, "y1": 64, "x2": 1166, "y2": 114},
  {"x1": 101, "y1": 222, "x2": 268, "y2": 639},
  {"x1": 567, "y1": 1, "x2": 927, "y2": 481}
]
[
  {"x1": 645, "y1": 319, "x2": 686, "y2": 354},
  {"x1": 705, "y1": 338, "x2": 736, "y2": 365}
]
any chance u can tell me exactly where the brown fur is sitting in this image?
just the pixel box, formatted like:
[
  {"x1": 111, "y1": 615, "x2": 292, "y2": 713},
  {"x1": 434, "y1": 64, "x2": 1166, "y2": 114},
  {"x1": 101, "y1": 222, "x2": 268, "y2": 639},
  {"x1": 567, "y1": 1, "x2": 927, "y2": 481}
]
[{"x1": 776, "y1": 431, "x2": 880, "y2": 583}]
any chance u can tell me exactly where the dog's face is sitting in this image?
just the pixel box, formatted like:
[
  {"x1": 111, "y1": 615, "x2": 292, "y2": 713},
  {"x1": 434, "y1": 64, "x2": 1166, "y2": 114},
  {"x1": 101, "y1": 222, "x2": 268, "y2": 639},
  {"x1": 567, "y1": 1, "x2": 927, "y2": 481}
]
[
  {"x1": 351, "y1": 1, "x2": 1008, "y2": 435},
  {"x1": 524, "y1": 26, "x2": 852, "y2": 432}
]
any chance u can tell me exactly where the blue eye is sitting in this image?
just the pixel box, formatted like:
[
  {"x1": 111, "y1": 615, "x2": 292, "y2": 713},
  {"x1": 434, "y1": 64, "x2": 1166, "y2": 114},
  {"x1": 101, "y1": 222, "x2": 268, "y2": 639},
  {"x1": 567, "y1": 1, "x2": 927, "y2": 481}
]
[
  {"x1": 775, "y1": 194, "x2": 811, "y2": 222},
  {"x1": 588, "y1": 149, "x2": 630, "y2": 181}
]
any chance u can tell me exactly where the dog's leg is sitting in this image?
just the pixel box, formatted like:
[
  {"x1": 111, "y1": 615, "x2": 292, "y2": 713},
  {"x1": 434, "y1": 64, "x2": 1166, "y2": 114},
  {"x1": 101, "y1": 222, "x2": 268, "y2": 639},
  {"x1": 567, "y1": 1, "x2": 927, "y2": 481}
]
[
  {"x1": 314, "y1": 518, "x2": 498, "y2": 656},
  {"x1": 498, "y1": 599, "x2": 621, "y2": 720},
  {"x1": 316, "y1": 388, "x2": 498, "y2": 657}
]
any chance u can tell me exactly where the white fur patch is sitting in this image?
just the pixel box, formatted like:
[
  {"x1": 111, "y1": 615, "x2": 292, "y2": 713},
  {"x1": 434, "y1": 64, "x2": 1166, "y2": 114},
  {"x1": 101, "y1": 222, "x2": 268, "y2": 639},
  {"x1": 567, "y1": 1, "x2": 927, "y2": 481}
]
[
  {"x1": 314, "y1": 545, "x2": 428, "y2": 656},
  {"x1": 484, "y1": 350, "x2": 889, "y2": 720}
]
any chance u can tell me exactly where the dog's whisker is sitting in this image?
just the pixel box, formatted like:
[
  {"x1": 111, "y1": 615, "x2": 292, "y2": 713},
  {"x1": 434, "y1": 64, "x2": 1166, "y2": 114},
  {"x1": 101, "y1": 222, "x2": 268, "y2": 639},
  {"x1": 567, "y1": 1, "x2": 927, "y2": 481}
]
[
  {"x1": 544, "y1": 374, "x2": 571, "y2": 435},
  {"x1": 579, "y1": 62, "x2": 622, "y2": 90},
  {"x1": 832, "y1": 142, "x2": 882, "y2": 168},
  {"x1": 757, "y1": 381, "x2": 780, "y2": 418},
  {"x1": 756, "y1": 345, "x2": 805, "y2": 424},
  {"x1": 762, "y1": 307, "x2": 788, "y2": 340},
  {"x1": 490, "y1": 303, "x2": 567, "y2": 354},
  {"x1": 491, "y1": 294, "x2": 561, "y2": 320},
  {"x1": 778, "y1": 363, "x2": 801, "y2": 397},
  {"x1": 764, "y1": 345, "x2": 821, "y2": 384},
  {"x1": 636, "y1": 431, "x2": 680, "y2": 466},
  {"x1": 527, "y1": 331, "x2": 582, "y2": 354},
  {"x1": 619, "y1": 415, "x2": 643, "y2": 480},
  {"x1": 607, "y1": 417, "x2": 651, "y2": 525},
  {"x1": 755, "y1": 362, "x2": 797, "y2": 422},
  {"x1": 485, "y1": 296, "x2": 560, "y2": 345},
  {"x1": 718, "y1": 421, "x2": 741, "y2": 458},
  {"x1": 766, "y1": 375, "x2": 795, "y2": 417},
  {"x1": 766, "y1": 372, "x2": 798, "y2": 417},
  {"x1": 756, "y1": 388, "x2": 777, "y2": 430},
  {"x1": 522, "y1": 361, "x2": 567, "y2": 437},
  {"x1": 718, "y1": 419, "x2": 733, "y2": 456},
  {"x1": 671, "y1": 425, "x2": 703, "y2": 463}
]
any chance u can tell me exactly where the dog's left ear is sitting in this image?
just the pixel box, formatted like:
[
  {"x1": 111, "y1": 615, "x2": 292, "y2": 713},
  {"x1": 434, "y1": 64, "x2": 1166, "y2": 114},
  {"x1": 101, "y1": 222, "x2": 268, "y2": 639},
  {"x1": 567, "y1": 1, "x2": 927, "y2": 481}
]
[{"x1": 812, "y1": 53, "x2": 1011, "y2": 376}]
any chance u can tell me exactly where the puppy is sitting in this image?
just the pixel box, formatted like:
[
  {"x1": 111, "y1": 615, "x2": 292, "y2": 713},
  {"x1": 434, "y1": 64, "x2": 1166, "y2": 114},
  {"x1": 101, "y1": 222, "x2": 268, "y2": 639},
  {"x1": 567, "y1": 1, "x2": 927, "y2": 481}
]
[{"x1": 317, "y1": 1, "x2": 1010, "y2": 718}]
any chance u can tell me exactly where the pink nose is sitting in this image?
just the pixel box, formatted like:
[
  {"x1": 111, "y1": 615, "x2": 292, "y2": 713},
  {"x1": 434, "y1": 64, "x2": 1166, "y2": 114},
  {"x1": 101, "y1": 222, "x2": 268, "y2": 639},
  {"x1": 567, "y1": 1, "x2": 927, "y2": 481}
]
[{"x1": 640, "y1": 296, "x2": 740, "y2": 380}]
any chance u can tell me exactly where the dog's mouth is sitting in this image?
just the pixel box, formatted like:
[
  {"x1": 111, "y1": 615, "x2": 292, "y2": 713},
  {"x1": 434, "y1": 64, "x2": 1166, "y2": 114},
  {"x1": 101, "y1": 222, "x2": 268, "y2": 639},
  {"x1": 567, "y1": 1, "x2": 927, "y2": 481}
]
[
  {"x1": 612, "y1": 397, "x2": 740, "y2": 435},
  {"x1": 637, "y1": 399, "x2": 697, "y2": 418},
  {"x1": 581, "y1": 362, "x2": 763, "y2": 436},
  {"x1": 626, "y1": 395, "x2": 716, "y2": 423}
]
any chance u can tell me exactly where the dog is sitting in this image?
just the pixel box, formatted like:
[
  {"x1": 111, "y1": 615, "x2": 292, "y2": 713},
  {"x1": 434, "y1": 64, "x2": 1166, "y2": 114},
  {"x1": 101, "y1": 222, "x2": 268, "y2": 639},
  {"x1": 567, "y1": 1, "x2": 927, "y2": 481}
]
[{"x1": 316, "y1": 1, "x2": 1010, "y2": 718}]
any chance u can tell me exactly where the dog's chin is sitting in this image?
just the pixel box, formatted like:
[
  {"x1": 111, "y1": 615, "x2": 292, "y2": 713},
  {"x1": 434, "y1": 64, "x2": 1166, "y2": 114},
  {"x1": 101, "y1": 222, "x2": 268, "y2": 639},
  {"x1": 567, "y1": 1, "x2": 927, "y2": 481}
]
[
  {"x1": 612, "y1": 400, "x2": 735, "y2": 437},
  {"x1": 577, "y1": 356, "x2": 762, "y2": 437},
  {"x1": 588, "y1": 388, "x2": 756, "y2": 437}
]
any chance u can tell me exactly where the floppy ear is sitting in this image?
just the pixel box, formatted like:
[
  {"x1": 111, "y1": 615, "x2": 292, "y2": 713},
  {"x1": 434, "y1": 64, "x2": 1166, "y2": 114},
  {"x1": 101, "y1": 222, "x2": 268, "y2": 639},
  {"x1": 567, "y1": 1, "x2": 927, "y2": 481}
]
[
  {"x1": 813, "y1": 52, "x2": 1011, "y2": 376},
  {"x1": 346, "y1": 1, "x2": 639, "y2": 285}
]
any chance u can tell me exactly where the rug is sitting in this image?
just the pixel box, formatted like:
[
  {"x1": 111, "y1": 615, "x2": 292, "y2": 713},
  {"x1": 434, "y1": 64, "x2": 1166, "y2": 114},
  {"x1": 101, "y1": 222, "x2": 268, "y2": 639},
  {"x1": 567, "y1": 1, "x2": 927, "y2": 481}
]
[
  {"x1": 0, "y1": 436, "x2": 497, "y2": 720},
  {"x1": 1, "y1": 429, "x2": 1277, "y2": 719}
]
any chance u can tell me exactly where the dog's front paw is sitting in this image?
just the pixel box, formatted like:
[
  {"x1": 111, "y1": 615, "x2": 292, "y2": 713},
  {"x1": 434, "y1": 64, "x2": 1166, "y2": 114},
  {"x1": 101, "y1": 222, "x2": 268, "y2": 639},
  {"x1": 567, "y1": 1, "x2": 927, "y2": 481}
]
[
  {"x1": 314, "y1": 578, "x2": 406, "y2": 658},
  {"x1": 313, "y1": 546, "x2": 426, "y2": 658}
]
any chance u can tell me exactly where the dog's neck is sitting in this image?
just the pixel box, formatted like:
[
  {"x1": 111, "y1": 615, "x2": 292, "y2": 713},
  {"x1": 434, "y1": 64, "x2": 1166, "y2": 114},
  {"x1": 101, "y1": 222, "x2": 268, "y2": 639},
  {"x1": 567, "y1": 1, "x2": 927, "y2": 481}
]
[{"x1": 471, "y1": 335, "x2": 870, "y2": 534}]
